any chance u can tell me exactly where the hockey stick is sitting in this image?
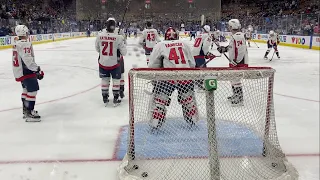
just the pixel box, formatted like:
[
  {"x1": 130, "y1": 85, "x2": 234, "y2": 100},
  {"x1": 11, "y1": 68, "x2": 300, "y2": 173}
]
[
  {"x1": 253, "y1": 41, "x2": 260, "y2": 48},
  {"x1": 118, "y1": 0, "x2": 132, "y2": 34},
  {"x1": 200, "y1": 55, "x2": 222, "y2": 67},
  {"x1": 269, "y1": 50, "x2": 276, "y2": 61}
]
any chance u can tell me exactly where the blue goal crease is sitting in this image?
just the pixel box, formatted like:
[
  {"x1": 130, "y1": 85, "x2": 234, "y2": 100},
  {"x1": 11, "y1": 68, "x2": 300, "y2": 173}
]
[{"x1": 115, "y1": 119, "x2": 264, "y2": 160}]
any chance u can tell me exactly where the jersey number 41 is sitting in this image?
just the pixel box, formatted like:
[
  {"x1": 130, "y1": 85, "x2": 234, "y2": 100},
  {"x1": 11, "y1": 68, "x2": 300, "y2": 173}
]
[{"x1": 169, "y1": 47, "x2": 186, "y2": 64}]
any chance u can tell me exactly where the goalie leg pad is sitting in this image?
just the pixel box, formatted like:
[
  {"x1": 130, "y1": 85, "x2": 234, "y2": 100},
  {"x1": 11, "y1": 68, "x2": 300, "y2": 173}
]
[
  {"x1": 149, "y1": 81, "x2": 175, "y2": 128},
  {"x1": 231, "y1": 81, "x2": 244, "y2": 104},
  {"x1": 177, "y1": 84, "x2": 199, "y2": 124}
]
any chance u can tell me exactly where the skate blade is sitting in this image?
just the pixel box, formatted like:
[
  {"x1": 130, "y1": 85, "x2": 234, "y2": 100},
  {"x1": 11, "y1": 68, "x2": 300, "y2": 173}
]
[
  {"x1": 25, "y1": 118, "x2": 41, "y2": 122},
  {"x1": 231, "y1": 102, "x2": 244, "y2": 107},
  {"x1": 113, "y1": 103, "x2": 121, "y2": 107},
  {"x1": 104, "y1": 103, "x2": 108, "y2": 107}
]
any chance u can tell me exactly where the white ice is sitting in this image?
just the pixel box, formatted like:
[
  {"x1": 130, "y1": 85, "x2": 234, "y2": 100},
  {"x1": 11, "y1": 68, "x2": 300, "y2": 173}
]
[{"x1": 0, "y1": 37, "x2": 318, "y2": 180}]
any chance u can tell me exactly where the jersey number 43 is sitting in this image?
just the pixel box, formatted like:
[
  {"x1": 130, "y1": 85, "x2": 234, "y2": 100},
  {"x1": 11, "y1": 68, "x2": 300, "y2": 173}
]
[{"x1": 147, "y1": 33, "x2": 155, "y2": 41}]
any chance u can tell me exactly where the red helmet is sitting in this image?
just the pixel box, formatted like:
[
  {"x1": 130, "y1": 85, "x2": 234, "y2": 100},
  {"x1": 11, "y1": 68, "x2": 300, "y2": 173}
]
[{"x1": 165, "y1": 27, "x2": 178, "y2": 40}]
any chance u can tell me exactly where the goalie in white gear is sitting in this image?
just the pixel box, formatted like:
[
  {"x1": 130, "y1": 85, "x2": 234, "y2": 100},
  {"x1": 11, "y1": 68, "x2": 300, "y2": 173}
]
[
  {"x1": 139, "y1": 21, "x2": 161, "y2": 64},
  {"x1": 264, "y1": 30, "x2": 280, "y2": 59},
  {"x1": 95, "y1": 18, "x2": 127, "y2": 106},
  {"x1": 12, "y1": 25, "x2": 44, "y2": 122},
  {"x1": 148, "y1": 27, "x2": 199, "y2": 129},
  {"x1": 217, "y1": 19, "x2": 248, "y2": 106}
]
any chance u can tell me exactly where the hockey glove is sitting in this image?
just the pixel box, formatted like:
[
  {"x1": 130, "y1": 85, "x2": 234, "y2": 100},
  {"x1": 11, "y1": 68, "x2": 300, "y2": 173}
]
[
  {"x1": 205, "y1": 52, "x2": 217, "y2": 60},
  {"x1": 217, "y1": 46, "x2": 228, "y2": 53},
  {"x1": 36, "y1": 66, "x2": 44, "y2": 80}
]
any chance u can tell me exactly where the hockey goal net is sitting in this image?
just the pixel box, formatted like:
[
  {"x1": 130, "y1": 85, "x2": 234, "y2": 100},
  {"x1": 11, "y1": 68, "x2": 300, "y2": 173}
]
[{"x1": 119, "y1": 67, "x2": 298, "y2": 180}]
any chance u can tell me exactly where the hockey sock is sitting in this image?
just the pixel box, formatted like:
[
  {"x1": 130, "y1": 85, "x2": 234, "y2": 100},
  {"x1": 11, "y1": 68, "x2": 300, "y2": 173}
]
[
  {"x1": 101, "y1": 78, "x2": 110, "y2": 96},
  {"x1": 120, "y1": 74, "x2": 125, "y2": 92},
  {"x1": 21, "y1": 89, "x2": 27, "y2": 111},
  {"x1": 264, "y1": 50, "x2": 270, "y2": 57},
  {"x1": 112, "y1": 79, "x2": 121, "y2": 97},
  {"x1": 26, "y1": 91, "x2": 37, "y2": 110}
]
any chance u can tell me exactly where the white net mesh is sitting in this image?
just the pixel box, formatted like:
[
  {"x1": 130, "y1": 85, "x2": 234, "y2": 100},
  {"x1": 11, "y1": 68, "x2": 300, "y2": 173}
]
[{"x1": 119, "y1": 67, "x2": 299, "y2": 180}]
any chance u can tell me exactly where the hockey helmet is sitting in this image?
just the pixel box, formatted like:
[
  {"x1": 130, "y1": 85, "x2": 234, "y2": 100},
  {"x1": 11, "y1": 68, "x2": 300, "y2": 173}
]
[
  {"x1": 146, "y1": 21, "x2": 152, "y2": 28},
  {"x1": 202, "y1": 25, "x2": 211, "y2": 32},
  {"x1": 15, "y1": 25, "x2": 29, "y2": 37},
  {"x1": 269, "y1": 30, "x2": 275, "y2": 36},
  {"x1": 106, "y1": 17, "x2": 116, "y2": 32},
  {"x1": 165, "y1": 27, "x2": 178, "y2": 40},
  {"x1": 228, "y1": 19, "x2": 241, "y2": 30}
]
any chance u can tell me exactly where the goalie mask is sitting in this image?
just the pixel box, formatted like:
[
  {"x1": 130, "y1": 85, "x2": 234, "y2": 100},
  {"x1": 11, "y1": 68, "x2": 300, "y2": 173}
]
[{"x1": 165, "y1": 27, "x2": 178, "y2": 40}]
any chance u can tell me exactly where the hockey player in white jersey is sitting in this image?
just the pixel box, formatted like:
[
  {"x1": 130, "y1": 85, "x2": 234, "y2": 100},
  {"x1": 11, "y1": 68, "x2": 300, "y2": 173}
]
[
  {"x1": 264, "y1": 30, "x2": 280, "y2": 59},
  {"x1": 139, "y1": 21, "x2": 161, "y2": 64},
  {"x1": 148, "y1": 27, "x2": 199, "y2": 129},
  {"x1": 217, "y1": 19, "x2": 248, "y2": 106},
  {"x1": 12, "y1": 25, "x2": 44, "y2": 122},
  {"x1": 115, "y1": 27, "x2": 127, "y2": 99},
  {"x1": 192, "y1": 25, "x2": 214, "y2": 68},
  {"x1": 245, "y1": 29, "x2": 252, "y2": 47},
  {"x1": 95, "y1": 18, "x2": 127, "y2": 106}
]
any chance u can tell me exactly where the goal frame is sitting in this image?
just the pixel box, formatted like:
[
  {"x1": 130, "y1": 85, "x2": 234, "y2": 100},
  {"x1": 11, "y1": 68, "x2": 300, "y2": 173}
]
[{"x1": 127, "y1": 67, "x2": 275, "y2": 163}]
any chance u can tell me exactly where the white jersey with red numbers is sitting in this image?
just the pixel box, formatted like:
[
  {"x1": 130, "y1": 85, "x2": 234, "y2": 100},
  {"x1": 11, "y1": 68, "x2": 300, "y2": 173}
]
[
  {"x1": 268, "y1": 33, "x2": 279, "y2": 45},
  {"x1": 12, "y1": 39, "x2": 38, "y2": 81},
  {"x1": 95, "y1": 31, "x2": 127, "y2": 69},
  {"x1": 228, "y1": 32, "x2": 248, "y2": 64},
  {"x1": 148, "y1": 40, "x2": 196, "y2": 68},
  {"x1": 192, "y1": 33, "x2": 212, "y2": 56},
  {"x1": 139, "y1": 28, "x2": 161, "y2": 49}
]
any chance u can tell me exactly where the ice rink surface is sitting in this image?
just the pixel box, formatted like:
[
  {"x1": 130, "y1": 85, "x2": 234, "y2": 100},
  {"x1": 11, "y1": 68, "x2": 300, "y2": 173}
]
[{"x1": 0, "y1": 37, "x2": 319, "y2": 180}]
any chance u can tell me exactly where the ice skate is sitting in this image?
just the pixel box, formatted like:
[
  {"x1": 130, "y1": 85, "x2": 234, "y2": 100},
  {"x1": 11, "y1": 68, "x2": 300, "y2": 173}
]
[
  {"x1": 22, "y1": 106, "x2": 27, "y2": 119},
  {"x1": 103, "y1": 94, "x2": 109, "y2": 107},
  {"x1": 120, "y1": 91, "x2": 125, "y2": 99},
  {"x1": 25, "y1": 110, "x2": 41, "y2": 122},
  {"x1": 230, "y1": 95, "x2": 244, "y2": 107},
  {"x1": 264, "y1": 56, "x2": 268, "y2": 60},
  {"x1": 113, "y1": 95, "x2": 121, "y2": 107}
]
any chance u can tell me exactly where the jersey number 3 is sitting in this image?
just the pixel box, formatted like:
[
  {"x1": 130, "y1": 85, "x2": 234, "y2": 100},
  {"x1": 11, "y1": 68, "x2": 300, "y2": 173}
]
[
  {"x1": 13, "y1": 51, "x2": 19, "y2": 67},
  {"x1": 102, "y1": 42, "x2": 113, "y2": 56},
  {"x1": 169, "y1": 47, "x2": 186, "y2": 64}
]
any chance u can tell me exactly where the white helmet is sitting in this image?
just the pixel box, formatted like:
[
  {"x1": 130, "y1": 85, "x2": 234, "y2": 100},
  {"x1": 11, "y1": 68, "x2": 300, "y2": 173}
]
[
  {"x1": 203, "y1": 25, "x2": 210, "y2": 32},
  {"x1": 15, "y1": 25, "x2": 29, "y2": 36},
  {"x1": 269, "y1": 30, "x2": 275, "y2": 36},
  {"x1": 228, "y1": 19, "x2": 241, "y2": 30}
]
